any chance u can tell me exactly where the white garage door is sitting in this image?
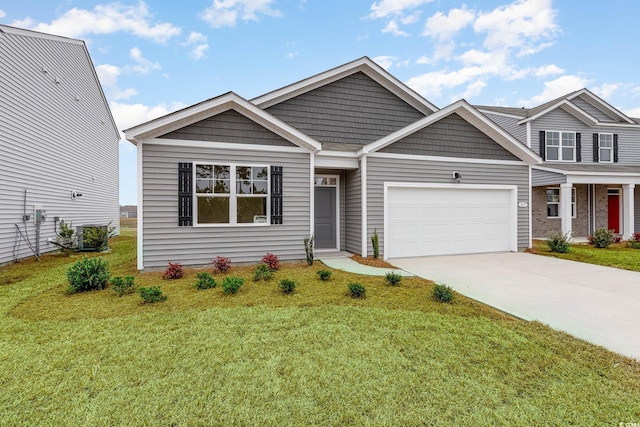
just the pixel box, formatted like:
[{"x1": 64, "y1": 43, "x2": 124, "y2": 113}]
[{"x1": 386, "y1": 185, "x2": 516, "y2": 258}]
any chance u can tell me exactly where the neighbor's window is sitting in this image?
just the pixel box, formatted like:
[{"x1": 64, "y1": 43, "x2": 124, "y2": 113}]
[
  {"x1": 546, "y1": 187, "x2": 576, "y2": 218},
  {"x1": 195, "y1": 163, "x2": 269, "y2": 225},
  {"x1": 599, "y1": 133, "x2": 613, "y2": 163},
  {"x1": 546, "y1": 131, "x2": 575, "y2": 161}
]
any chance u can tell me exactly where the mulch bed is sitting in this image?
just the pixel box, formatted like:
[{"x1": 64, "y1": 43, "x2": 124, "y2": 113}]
[{"x1": 350, "y1": 254, "x2": 397, "y2": 269}]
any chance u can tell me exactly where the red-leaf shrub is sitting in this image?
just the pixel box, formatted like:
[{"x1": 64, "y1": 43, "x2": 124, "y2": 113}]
[
  {"x1": 631, "y1": 232, "x2": 640, "y2": 242},
  {"x1": 212, "y1": 256, "x2": 231, "y2": 273},
  {"x1": 261, "y1": 253, "x2": 280, "y2": 271},
  {"x1": 163, "y1": 260, "x2": 184, "y2": 279}
]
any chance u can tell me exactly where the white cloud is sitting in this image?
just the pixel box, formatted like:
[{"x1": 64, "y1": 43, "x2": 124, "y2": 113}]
[
  {"x1": 129, "y1": 48, "x2": 161, "y2": 74},
  {"x1": 416, "y1": 55, "x2": 431, "y2": 65},
  {"x1": 286, "y1": 51, "x2": 299, "y2": 59},
  {"x1": 12, "y1": 2, "x2": 181, "y2": 43},
  {"x1": 460, "y1": 80, "x2": 487, "y2": 99},
  {"x1": 423, "y1": 6, "x2": 475, "y2": 41},
  {"x1": 407, "y1": 67, "x2": 485, "y2": 98},
  {"x1": 0, "y1": 9, "x2": 6, "y2": 18},
  {"x1": 523, "y1": 75, "x2": 590, "y2": 105},
  {"x1": 373, "y1": 55, "x2": 397, "y2": 70},
  {"x1": 624, "y1": 107, "x2": 640, "y2": 118},
  {"x1": 112, "y1": 101, "x2": 187, "y2": 136},
  {"x1": 401, "y1": 12, "x2": 420, "y2": 24},
  {"x1": 533, "y1": 64, "x2": 564, "y2": 77},
  {"x1": 369, "y1": 0, "x2": 434, "y2": 19},
  {"x1": 201, "y1": 0, "x2": 281, "y2": 28},
  {"x1": 382, "y1": 20, "x2": 409, "y2": 36},
  {"x1": 183, "y1": 32, "x2": 209, "y2": 60},
  {"x1": 95, "y1": 64, "x2": 138, "y2": 101},
  {"x1": 592, "y1": 83, "x2": 620, "y2": 100}
]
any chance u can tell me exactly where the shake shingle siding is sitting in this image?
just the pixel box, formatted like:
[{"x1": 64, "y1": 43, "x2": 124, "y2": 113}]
[
  {"x1": 141, "y1": 144, "x2": 310, "y2": 268},
  {"x1": 482, "y1": 111, "x2": 527, "y2": 145},
  {"x1": 266, "y1": 72, "x2": 425, "y2": 145},
  {"x1": 380, "y1": 113, "x2": 520, "y2": 160}
]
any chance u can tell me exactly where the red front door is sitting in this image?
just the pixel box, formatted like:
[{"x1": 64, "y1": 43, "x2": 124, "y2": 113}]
[{"x1": 608, "y1": 194, "x2": 620, "y2": 233}]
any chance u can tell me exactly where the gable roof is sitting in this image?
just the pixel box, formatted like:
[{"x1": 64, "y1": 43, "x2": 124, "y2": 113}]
[
  {"x1": 363, "y1": 100, "x2": 541, "y2": 165},
  {"x1": 123, "y1": 92, "x2": 321, "y2": 151},
  {"x1": 566, "y1": 88, "x2": 635, "y2": 124},
  {"x1": 251, "y1": 56, "x2": 438, "y2": 115}
]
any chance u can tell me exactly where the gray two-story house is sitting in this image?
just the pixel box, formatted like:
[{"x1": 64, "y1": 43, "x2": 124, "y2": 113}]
[{"x1": 479, "y1": 89, "x2": 640, "y2": 240}]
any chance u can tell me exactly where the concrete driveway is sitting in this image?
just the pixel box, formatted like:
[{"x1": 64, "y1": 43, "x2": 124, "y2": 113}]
[{"x1": 392, "y1": 252, "x2": 640, "y2": 360}]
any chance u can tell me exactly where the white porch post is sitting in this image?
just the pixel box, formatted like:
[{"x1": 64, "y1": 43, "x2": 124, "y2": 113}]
[
  {"x1": 622, "y1": 184, "x2": 635, "y2": 239},
  {"x1": 560, "y1": 183, "x2": 573, "y2": 238}
]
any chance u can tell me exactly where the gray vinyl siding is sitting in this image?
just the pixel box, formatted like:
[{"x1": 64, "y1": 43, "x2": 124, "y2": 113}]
[
  {"x1": 531, "y1": 168, "x2": 566, "y2": 186},
  {"x1": 366, "y1": 156, "x2": 530, "y2": 256},
  {"x1": 314, "y1": 168, "x2": 345, "y2": 250},
  {"x1": 0, "y1": 29, "x2": 119, "y2": 265},
  {"x1": 159, "y1": 109, "x2": 295, "y2": 147},
  {"x1": 266, "y1": 72, "x2": 425, "y2": 146},
  {"x1": 482, "y1": 112, "x2": 527, "y2": 144},
  {"x1": 344, "y1": 167, "x2": 362, "y2": 254},
  {"x1": 380, "y1": 113, "x2": 519, "y2": 161},
  {"x1": 571, "y1": 96, "x2": 617, "y2": 122},
  {"x1": 530, "y1": 108, "x2": 640, "y2": 165},
  {"x1": 141, "y1": 144, "x2": 310, "y2": 269}
]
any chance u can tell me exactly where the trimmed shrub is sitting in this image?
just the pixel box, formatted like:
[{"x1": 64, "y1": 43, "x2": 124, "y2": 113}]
[
  {"x1": 316, "y1": 269, "x2": 332, "y2": 281},
  {"x1": 139, "y1": 286, "x2": 167, "y2": 304},
  {"x1": 66, "y1": 256, "x2": 110, "y2": 294},
  {"x1": 628, "y1": 232, "x2": 640, "y2": 249},
  {"x1": 304, "y1": 235, "x2": 314, "y2": 266},
  {"x1": 194, "y1": 272, "x2": 216, "y2": 290},
  {"x1": 253, "y1": 263, "x2": 273, "y2": 282},
  {"x1": 163, "y1": 260, "x2": 184, "y2": 279},
  {"x1": 433, "y1": 283, "x2": 454, "y2": 303},
  {"x1": 385, "y1": 271, "x2": 402, "y2": 286},
  {"x1": 547, "y1": 231, "x2": 571, "y2": 253},
  {"x1": 279, "y1": 278, "x2": 296, "y2": 294},
  {"x1": 371, "y1": 229, "x2": 379, "y2": 260},
  {"x1": 348, "y1": 282, "x2": 366, "y2": 298},
  {"x1": 261, "y1": 253, "x2": 280, "y2": 271},
  {"x1": 212, "y1": 256, "x2": 232, "y2": 273},
  {"x1": 110, "y1": 275, "x2": 136, "y2": 297},
  {"x1": 221, "y1": 276, "x2": 244, "y2": 294},
  {"x1": 589, "y1": 228, "x2": 615, "y2": 248}
]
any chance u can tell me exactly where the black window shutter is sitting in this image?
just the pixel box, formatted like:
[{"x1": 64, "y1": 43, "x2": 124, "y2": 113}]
[
  {"x1": 539, "y1": 131, "x2": 546, "y2": 160},
  {"x1": 178, "y1": 162, "x2": 193, "y2": 226},
  {"x1": 613, "y1": 134, "x2": 619, "y2": 163},
  {"x1": 575, "y1": 133, "x2": 581, "y2": 162},
  {"x1": 592, "y1": 133, "x2": 599, "y2": 162},
  {"x1": 271, "y1": 166, "x2": 283, "y2": 224}
]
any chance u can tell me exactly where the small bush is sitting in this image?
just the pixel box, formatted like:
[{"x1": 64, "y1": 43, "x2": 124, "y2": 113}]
[
  {"x1": 628, "y1": 232, "x2": 640, "y2": 249},
  {"x1": 163, "y1": 260, "x2": 184, "y2": 279},
  {"x1": 589, "y1": 228, "x2": 615, "y2": 248},
  {"x1": 316, "y1": 269, "x2": 332, "y2": 281},
  {"x1": 54, "y1": 220, "x2": 78, "y2": 252},
  {"x1": 371, "y1": 229, "x2": 380, "y2": 260},
  {"x1": 261, "y1": 253, "x2": 280, "y2": 271},
  {"x1": 194, "y1": 272, "x2": 216, "y2": 290},
  {"x1": 253, "y1": 263, "x2": 273, "y2": 282},
  {"x1": 110, "y1": 275, "x2": 136, "y2": 297},
  {"x1": 279, "y1": 278, "x2": 296, "y2": 294},
  {"x1": 547, "y1": 231, "x2": 571, "y2": 253},
  {"x1": 385, "y1": 272, "x2": 402, "y2": 286},
  {"x1": 66, "y1": 256, "x2": 110, "y2": 294},
  {"x1": 614, "y1": 235, "x2": 622, "y2": 244},
  {"x1": 221, "y1": 276, "x2": 244, "y2": 294},
  {"x1": 304, "y1": 235, "x2": 314, "y2": 266},
  {"x1": 139, "y1": 286, "x2": 167, "y2": 304},
  {"x1": 212, "y1": 256, "x2": 232, "y2": 273},
  {"x1": 433, "y1": 283, "x2": 454, "y2": 303},
  {"x1": 348, "y1": 282, "x2": 366, "y2": 298}
]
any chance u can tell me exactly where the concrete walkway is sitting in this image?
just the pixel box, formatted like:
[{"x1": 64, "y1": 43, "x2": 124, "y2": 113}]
[
  {"x1": 392, "y1": 252, "x2": 640, "y2": 360},
  {"x1": 318, "y1": 256, "x2": 414, "y2": 277}
]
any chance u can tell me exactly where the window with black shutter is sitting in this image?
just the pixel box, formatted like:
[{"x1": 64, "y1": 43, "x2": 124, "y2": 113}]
[
  {"x1": 576, "y1": 133, "x2": 581, "y2": 162},
  {"x1": 270, "y1": 166, "x2": 283, "y2": 224},
  {"x1": 539, "y1": 130, "x2": 546, "y2": 161},
  {"x1": 613, "y1": 134, "x2": 619, "y2": 163},
  {"x1": 178, "y1": 162, "x2": 193, "y2": 226},
  {"x1": 592, "y1": 133, "x2": 599, "y2": 162}
]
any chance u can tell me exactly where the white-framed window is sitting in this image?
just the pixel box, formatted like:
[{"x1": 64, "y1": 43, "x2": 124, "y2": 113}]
[
  {"x1": 546, "y1": 187, "x2": 576, "y2": 218},
  {"x1": 194, "y1": 163, "x2": 269, "y2": 225},
  {"x1": 546, "y1": 131, "x2": 575, "y2": 162},
  {"x1": 598, "y1": 133, "x2": 613, "y2": 163}
]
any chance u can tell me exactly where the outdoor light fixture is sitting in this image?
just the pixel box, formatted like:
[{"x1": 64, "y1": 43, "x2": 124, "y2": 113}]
[{"x1": 453, "y1": 171, "x2": 462, "y2": 183}]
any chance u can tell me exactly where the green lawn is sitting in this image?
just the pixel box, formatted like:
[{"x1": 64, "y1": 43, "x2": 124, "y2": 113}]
[
  {"x1": 531, "y1": 239, "x2": 640, "y2": 272},
  {"x1": 1, "y1": 230, "x2": 639, "y2": 425}
]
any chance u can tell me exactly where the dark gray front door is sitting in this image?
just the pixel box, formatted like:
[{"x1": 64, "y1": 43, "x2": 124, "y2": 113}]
[{"x1": 315, "y1": 187, "x2": 337, "y2": 249}]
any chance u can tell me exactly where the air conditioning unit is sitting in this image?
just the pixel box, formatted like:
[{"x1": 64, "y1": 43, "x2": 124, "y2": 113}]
[{"x1": 76, "y1": 224, "x2": 108, "y2": 251}]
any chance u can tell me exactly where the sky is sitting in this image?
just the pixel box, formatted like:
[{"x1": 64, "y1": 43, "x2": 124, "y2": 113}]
[{"x1": 2, "y1": 0, "x2": 640, "y2": 205}]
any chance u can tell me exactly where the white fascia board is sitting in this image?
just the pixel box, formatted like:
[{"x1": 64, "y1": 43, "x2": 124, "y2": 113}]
[
  {"x1": 517, "y1": 99, "x2": 598, "y2": 126},
  {"x1": 369, "y1": 151, "x2": 528, "y2": 166},
  {"x1": 568, "y1": 89, "x2": 635, "y2": 124},
  {"x1": 144, "y1": 138, "x2": 311, "y2": 154},
  {"x1": 136, "y1": 142, "x2": 144, "y2": 271},
  {"x1": 315, "y1": 150, "x2": 359, "y2": 169},
  {"x1": 477, "y1": 109, "x2": 526, "y2": 119},
  {"x1": 593, "y1": 122, "x2": 640, "y2": 129},
  {"x1": 251, "y1": 57, "x2": 438, "y2": 114},
  {"x1": 533, "y1": 165, "x2": 640, "y2": 183},
  {"x1": 364, "y1": 100, "x2": 541, "y2": 165}
]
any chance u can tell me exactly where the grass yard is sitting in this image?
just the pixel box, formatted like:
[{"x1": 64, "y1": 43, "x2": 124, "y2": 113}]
[
  {"x1": 1, "y1": 230, "x2": 639, "y2": 425},
  {"x1": 530, "y1": 239, "x2": 640, "y2": 272}
]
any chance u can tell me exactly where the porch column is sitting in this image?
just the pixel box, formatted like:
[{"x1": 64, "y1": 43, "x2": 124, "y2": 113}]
[
  {"x1": 560, "y1": 183, "x2": 573, "y2": 238},
  {"x1": 622, "y1": 184, "x2": 635, "y2": 240}
]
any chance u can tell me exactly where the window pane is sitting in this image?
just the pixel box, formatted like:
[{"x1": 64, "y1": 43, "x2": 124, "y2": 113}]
[
  {"x1": 253, "y1": 166, "x2": 268, "y2": 180},
  {"x1": 562, "y1": 147, "x2": 574, "y2": 161},
  {"x1": 562, "y1": 133, "x2": 575, "y2": 146},
  {"x1": 253, "y1": 181, "x2": 268, "y2": 194},
  {"x1": 237, "y1": 180, "x2": 251, "y2": 194},
  {"x1": 600, "y1": 134, "x2": 612, "y2": 146},
  {"x1": 547, "y1": 146, "x2": 559, "y2": 160},
  {"x1": 196, "y1": 164, "x2": 212, "y2": 179},
  {"x1": 214, "y1": 179, "x2": 230, "y2": 194},
  {"x1": 198, "y1": 197, "x2": 229, "y2": 223},
  {"x1": 196, "y1": 179, "x2": 213, "y2": 193},
  {"x1": 547, "y1": 132, "x2": 559, "y2": 146},
  {"x1": 547, "y1": 189, "x2": 560, "y2": 203},
  {"x1": 215, "y1": 165, "x2": 230, "y2": 179},
  {"x1": 237, "y1": 197, "x2": 267, "y2": 223},
  {"x1": 600, "y1": 149, "x2": 611, "y2": 162},
  {"x1": 236, "y1": 166, "x2": 251, "y2": 180},
  {"x1": 547, "y1": 204, "x2": 559, "y2": 217}
]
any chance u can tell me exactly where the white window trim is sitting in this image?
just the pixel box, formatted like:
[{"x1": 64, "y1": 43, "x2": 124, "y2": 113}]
[
  {"x1": 598, "y1": 133, "x2": 614, "y2": 163},
  {"x1": 193, "y1": 162, "x2": 271, "y2": 227},
  {"x1": 545, "y1": 130, "x2": 576, "y2": 162},
  {"x1": 546, "y1": 187, "x2": 576, "y2": 219},
  {"x1": 314, "y1": 174, "x2": 341, "y2": 252}
]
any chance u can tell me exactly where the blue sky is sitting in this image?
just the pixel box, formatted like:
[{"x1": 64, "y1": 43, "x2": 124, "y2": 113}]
[{"x1": 2, "y1": 0, "x2": 640, "y2": 205}]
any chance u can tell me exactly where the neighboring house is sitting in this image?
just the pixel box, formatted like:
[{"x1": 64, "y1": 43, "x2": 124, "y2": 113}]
[
  {"x1": 0, "y1": 25, "x2": 120, "y2": 265},
  {"x1": 478, "y1": 89, "x2": 640, "y2": 240},
  {"x1": 125, "y1": 57, "x2": 540, "y2": 270},
  {"x1": 120, "y1": 205, "x2": 138, "y2": 219}
]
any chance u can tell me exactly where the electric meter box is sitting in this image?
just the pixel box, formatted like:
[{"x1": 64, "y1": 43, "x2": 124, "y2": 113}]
[{"x1": 33, "y1": 205, "x2": 47, "y2": 223}]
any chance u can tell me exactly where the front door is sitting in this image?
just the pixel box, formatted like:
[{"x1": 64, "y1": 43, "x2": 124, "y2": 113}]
[
  {"x1": 608, "y1": 189, "x2": 620, "y2": 233},
  {"x1": 314, "y1": 186, "x2": 337, "y2": 249}
]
